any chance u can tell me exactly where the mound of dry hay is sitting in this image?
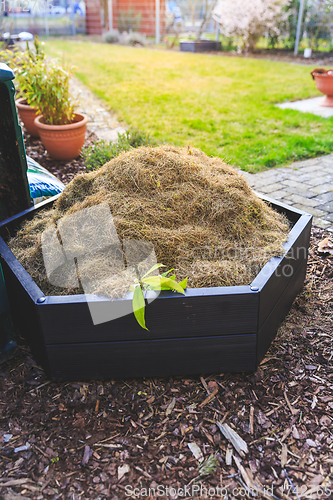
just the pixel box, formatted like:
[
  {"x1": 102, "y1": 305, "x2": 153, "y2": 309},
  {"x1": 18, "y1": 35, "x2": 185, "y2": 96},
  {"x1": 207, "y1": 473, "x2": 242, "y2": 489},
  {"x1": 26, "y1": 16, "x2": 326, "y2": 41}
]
[{"x1": 9, "y1": 145, "x2": 290, "y2": 297}]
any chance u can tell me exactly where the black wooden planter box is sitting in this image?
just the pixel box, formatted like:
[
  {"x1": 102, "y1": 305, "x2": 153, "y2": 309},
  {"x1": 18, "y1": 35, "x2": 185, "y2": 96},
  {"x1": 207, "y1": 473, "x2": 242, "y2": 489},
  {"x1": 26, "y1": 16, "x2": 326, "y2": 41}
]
[
  {"x1": 180, "y1": 40, "x2": 222, "y2": 53},
  {"x1": 0, "y1": 195, "x2": 312, "y2": 381}
]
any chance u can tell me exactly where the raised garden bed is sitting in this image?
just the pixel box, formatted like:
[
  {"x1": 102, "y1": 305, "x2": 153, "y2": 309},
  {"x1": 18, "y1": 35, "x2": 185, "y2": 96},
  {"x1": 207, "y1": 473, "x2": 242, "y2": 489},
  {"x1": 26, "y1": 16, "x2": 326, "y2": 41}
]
[
  {"x1": 180, "y1": 40, "x2": 222, "y2": 53},
  {"x1": 0, "y1": 196, "x2": 312, "y2": 381}
]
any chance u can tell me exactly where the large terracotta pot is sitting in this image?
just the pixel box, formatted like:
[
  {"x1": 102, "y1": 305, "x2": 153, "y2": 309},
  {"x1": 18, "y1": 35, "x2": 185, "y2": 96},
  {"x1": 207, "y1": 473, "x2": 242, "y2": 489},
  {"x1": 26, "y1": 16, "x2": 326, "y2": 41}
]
[
  {"x1": 15, "y1": 98, "x2": 40, "y2": 137},
  {"x1": 35, "y1": 113, "x2": 89, "y2": 161},
  {"x1": 311, "y1": 68, "x2": 333, "y2": 107}
]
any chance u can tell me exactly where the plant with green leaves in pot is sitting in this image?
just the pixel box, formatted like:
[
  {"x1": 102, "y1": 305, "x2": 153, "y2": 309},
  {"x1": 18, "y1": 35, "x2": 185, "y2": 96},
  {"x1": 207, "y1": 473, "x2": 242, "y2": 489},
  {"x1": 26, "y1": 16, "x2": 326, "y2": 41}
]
[
  {"x1": 19, "y1": 57, "x2": 88, "y2": 160},
  {"x1": 0, "y1": 38, "x2": 45, "y2": 137}
]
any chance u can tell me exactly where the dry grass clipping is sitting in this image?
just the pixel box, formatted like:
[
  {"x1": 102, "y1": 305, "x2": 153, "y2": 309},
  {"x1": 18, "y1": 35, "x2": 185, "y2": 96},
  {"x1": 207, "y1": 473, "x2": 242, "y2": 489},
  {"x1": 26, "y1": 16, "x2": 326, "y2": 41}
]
[{"x1": 9, "y1": 145, "x2": 290, "y2": 297}]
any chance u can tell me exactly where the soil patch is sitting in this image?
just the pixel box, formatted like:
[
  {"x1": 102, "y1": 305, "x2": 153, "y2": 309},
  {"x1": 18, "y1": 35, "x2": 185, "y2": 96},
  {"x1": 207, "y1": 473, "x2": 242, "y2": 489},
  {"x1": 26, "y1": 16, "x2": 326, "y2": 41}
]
[{"x1": 24, "y1": 130, "x2": 96, "y2": 185}]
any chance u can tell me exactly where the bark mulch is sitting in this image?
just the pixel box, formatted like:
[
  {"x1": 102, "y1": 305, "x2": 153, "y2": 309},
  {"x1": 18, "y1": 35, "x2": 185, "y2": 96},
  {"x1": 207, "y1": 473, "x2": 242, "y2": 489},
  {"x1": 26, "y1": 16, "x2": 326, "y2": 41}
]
[
  {"x1": 0, "y1": 133, "x2": 332, "y2": 500},
  {"x1": 24, "y1": 132, "x2": 94, "y2": 185}
]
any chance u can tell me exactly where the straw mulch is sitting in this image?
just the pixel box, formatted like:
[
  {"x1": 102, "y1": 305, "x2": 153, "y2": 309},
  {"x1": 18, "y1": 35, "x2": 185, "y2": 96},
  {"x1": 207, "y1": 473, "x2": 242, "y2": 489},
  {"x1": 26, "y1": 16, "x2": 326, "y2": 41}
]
[{"x1": 9, "y1": 145, "x2": 290, "y2": 297}]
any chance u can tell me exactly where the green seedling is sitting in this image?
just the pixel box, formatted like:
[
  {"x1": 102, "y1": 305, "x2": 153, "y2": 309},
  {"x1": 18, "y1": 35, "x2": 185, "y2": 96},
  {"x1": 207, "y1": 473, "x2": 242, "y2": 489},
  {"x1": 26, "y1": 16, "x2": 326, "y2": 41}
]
[
  {"x1": 131, "y1": 264, "x2": 187, "y2": 330},
  {"x1": 198, "y1": 453, "x2": 218, "y2": 478}
]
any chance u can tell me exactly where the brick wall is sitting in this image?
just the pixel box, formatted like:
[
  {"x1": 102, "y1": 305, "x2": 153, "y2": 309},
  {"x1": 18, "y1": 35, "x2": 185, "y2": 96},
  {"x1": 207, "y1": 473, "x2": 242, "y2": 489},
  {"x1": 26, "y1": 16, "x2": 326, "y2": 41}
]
[
  {"x1": 86, "y1": 0, "x2": 103, "y2": 35},
  {"x1": 86, "y1": 0, "x2": 166, "y2": 37},
  {"x1": 114, "y1": 0, "x2": 165, "y2": 36}
]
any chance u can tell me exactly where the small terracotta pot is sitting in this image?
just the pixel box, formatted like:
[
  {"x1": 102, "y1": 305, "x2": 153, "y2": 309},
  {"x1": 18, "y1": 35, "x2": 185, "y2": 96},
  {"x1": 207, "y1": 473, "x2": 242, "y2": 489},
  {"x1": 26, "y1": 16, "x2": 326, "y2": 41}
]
[
  {"x1": 311, "y1": 68, "x2": 333, "y2": 107},
  {"x1": 15, "y1": 98, "x2": 40, "y2": 137},
  {"x1": 35, "y1": 113, "x2": 89, "y2": 161}
]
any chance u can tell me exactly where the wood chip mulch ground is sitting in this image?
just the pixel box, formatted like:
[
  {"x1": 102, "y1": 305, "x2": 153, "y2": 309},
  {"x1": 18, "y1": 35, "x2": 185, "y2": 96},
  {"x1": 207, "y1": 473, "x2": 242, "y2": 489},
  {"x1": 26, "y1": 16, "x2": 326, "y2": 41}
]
[{"x1": 0, "y1": 133, "x2": 332, "y2": 500}]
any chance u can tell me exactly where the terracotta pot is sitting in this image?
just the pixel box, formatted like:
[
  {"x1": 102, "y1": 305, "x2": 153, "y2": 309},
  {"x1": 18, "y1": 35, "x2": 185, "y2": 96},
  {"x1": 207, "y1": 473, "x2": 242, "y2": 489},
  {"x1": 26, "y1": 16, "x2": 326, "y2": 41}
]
[
  {"x1": 311, "y1": 68, "x2": 333, "y2": 107},
  {"x1": 15, "y1": 98, "x2": 40, "y2": 137},
  {"x1": 35, "y1": 113, "x2": 89, "y2": 161}
]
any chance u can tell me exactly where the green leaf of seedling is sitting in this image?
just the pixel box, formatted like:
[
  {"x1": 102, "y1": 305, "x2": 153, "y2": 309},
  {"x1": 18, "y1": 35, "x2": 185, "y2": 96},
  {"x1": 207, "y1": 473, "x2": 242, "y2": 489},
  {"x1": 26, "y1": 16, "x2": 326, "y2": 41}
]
[
  {"x1": 144, "y1": 284, "x2": 173, "y2": 291},
  {"x1": 161, "y1": 268, "x2": 174, "y2": 277},
  {"x1": 133, "y1": 285, "x2": 148, "y2": 330},
  {"x1": 179, "y1": 277, "x2": 188, "y2": 289},
  {"x1": 143, "y1": 277, "x2": 185, "y2": 295},
  {"x1": 141, "y1": 263, "x2": 165, "y2": 279}
]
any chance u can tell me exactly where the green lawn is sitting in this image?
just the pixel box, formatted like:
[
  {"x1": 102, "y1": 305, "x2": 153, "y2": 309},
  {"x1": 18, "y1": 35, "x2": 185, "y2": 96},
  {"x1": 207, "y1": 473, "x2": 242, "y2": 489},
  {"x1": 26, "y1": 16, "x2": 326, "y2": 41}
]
[{"x1": 45, "y1": 40, "x2": 333, "y2": 172}]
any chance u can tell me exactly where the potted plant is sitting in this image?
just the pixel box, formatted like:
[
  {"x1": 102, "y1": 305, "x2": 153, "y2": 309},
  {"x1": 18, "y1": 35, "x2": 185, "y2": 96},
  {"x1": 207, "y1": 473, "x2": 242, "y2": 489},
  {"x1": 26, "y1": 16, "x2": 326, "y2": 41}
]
[
  {"x1": 0, "y1": 38, "x2": 45, "y2": 137},
  {"x1": 19, "y1": 58, "x2": 88, "y2": 161},
  {"x1": 15, "y1": 39, "x2": 47, "y2": 137},
  {"x1": 311, "y1": 68, "x2": 333, "y2": 107}
]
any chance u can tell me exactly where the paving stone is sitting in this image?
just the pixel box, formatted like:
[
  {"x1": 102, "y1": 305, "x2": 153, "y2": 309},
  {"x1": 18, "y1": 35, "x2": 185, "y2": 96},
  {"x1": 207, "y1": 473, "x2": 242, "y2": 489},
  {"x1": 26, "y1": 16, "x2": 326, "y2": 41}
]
[
  {"x1": 96, "y1": 127, "x2": 127, "y2": 142},
  {"x1": 261, "y1": 189, "x2": 290, "y2": 200},
  {"x1": 305, "y1": 175, "x2": 333, "y2": 186},
  {"x1": 281, "y1": 179, "x2": 311, "y2": 189},
  {"x1": 312, "y1": 217, "x2": 332, "y2": 229},
  {"x1": 316, "y1": 201, "x2": 333, "y2": 213},
  {"x1": 285, "y1": 194, "x2": 324, "y2": 208},
  {"x1": 280, "y1": 186, "x2": 317, "y2": 198},
  {"x1": 312, "y1": 192, "x2": 333, "y2": 204},
  {"x1": 319, "y1": 167, "x2": 333, "y2": 175},
  {"x1": 296, "y1": 165, "x2": 323, "y2": 174},
  {"x1": 310, "y1": 183, "x2": 333, "y2": 195},
  {"x1": 254, "y1": 182, "x2": 288, "y2": 194},
  {"x1": 318, "y1": 158, "x2": 333, "y2": 167},
  {"x1": 70, "y1": 77, "x2": 125, "y2": 135},
  {"x1": 287, "y1": 158, "x2": 321, "y2": 168},
  {"x1": 276, "y1": 96, "x2": 333, "y2": 117},
  {"x1": 286, "y1": 174, "x2": 318, "y2": 183},
  {"x1": 291, "y1": 204, "x2": 328, "y2": 217},
  {"x1": 278, "y1": 197, "x2": 295, "y2": 206},
  {"x1": 323, "y1": 212, "x2": 333, "y2": 222}
]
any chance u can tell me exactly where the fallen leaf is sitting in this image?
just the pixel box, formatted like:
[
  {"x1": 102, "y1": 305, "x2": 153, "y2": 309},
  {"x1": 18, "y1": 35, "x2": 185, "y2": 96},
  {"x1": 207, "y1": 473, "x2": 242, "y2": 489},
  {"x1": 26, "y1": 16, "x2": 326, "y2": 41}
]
[
  {"x1": 165, "y1": 397, "x2": 176, "y2": 416},
  {"x1": 82, "y1": 445, "x2": 93, "y2": 466},
  {"x1": 188, "y1": 442, "x2": 203, "y2": 462},
  {"x1": 118, "y1": 463, "x2": 130, "y2": 481},
  {"x1": 318, "y1": 237, "x2": 333, "y2": 255},
  {"x1": 319, "y1": 415, "x2": 332, "y2": 427},
  {"x1": 309, "y1": 474, "x2": 324, "y2": 486},
  {"x1": 292, "y1": 425, "x2": 300, "y2": 439},
  {"x1": 311, "y1": 395, "x2": 318, "y2": 410}
]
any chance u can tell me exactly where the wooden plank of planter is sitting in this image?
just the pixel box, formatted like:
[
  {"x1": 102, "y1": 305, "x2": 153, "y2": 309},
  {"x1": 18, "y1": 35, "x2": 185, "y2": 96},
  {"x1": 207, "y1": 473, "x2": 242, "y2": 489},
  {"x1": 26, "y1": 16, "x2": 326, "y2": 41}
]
[
  {"x1": 256, "y1": 257, "x2": 308, "y2": 365},
  {"x1": 0, "y1": 195, "x2": 59, "y2": 239},
  {"x1": 37, "y1": 288, "x2": 258, "y2": 344},
  {"x1": 46, "y1": 333, "x2": 257, "y2": 381},
  {"x1": 252, "y1": 211, "x2": 312, "y2": 329},
  {"x1": 0, "y1": 238, "x2": 48, "y2": 368}
]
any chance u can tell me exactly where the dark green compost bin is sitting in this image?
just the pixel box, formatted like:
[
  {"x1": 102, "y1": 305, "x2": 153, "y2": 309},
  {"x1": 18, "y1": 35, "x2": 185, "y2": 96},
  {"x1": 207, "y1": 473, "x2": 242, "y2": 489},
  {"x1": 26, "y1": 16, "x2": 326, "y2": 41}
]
[{"x1": 0, "y1": 63, "x2": 33, "y2": 363}]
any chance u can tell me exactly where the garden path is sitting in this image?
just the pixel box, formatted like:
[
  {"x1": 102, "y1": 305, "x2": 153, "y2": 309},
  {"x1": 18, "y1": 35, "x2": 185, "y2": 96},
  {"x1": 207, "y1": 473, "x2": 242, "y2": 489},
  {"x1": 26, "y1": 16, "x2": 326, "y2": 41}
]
[
  {"x1": 70, "y1": 77, "x2": 333, "y2": 232},
  {"x1": 70, "y1": 76, "x2": 126, "y2": 142},
  {"x1": 242, "y1": 158, "x2": 333, "y2": 231}
]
